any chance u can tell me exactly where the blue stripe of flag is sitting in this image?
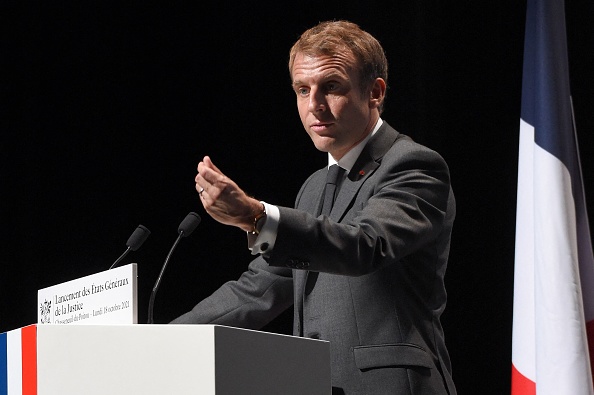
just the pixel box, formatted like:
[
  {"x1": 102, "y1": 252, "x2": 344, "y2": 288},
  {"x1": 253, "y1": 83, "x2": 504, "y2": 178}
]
[
  {"x1": 0, "y1": 332, "x2": 7, "y2": 395},
  {"x1": 521, "y1": 0, "x2": 577, "y2": 177}
]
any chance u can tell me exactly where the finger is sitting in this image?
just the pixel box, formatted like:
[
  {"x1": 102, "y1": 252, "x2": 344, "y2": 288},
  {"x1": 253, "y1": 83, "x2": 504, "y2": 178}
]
[
  {"x1": 195, "y1": 171, "x2": 208, "y2": 188},
  {"x1": 203, "y1": 156, "x2": 224, "y2": 176},
  {"x1": 195, "y1": 170, "x2": 214, "y2": 199},
  {"x1": 196, "y1": 184, "x2": 211, "y2": 206},
  {"x1": 197, "y1": 160, "x2": 216, "y2": 179},
  {"x1": 198, "y1": 163, "x2": 225, "y2": 187},
  {"x1": 196, "y1": 162, "x2": 213, "y2": 183}
]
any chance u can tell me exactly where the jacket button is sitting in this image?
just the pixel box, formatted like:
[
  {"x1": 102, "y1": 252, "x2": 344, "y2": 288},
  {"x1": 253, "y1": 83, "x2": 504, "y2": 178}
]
[
  {"x1": 296, "y1": 261, "x2": 310, "y2": 269},
  {"x1": 286, "y1": 259, "x2": 297, "y2": 268}
]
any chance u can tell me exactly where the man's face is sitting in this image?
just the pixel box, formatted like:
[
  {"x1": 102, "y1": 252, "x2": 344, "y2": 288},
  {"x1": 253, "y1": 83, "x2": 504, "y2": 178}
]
[{"x1": 291, "y1": 52, "x2": 380, "y2": 160}]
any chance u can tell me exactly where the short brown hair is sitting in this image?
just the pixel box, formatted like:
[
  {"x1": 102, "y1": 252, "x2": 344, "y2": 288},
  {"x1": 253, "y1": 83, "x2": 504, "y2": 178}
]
[{"x1": 289, "y1": 20, "x2": 388, "y2": 112}]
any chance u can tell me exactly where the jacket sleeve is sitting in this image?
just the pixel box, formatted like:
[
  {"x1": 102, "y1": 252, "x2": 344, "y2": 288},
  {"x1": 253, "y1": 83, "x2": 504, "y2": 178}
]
[
  {"x1": 265, "y1": 144, "x2": 453, "y2": 277},
  {"x1": 169, "y1": 255, "x2": 294, "y2": 328}
]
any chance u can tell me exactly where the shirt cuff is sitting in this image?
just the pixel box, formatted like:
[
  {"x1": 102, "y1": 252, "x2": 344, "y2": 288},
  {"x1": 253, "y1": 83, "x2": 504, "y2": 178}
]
[{"x1": 247, "y1": 201, "x2": 280, "y2": 255}]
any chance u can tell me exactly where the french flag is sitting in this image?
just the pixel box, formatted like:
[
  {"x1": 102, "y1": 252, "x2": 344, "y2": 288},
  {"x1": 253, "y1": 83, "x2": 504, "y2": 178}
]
[
  {"x1": 0, "y1": 326, "x2": 37, "y2": 395},
  {"x1": 511, "y1": 0, "x2": 594, "y2": 394}
]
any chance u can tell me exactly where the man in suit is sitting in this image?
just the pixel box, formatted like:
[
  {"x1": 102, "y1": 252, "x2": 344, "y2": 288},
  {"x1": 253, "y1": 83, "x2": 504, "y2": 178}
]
[{"x1": 171, "y1": 20, "x2": 457, "y2": 395}]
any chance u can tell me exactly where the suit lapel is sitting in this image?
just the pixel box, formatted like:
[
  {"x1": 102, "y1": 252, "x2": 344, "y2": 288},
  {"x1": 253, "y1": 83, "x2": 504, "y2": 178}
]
[
  {"x1": 329, "y1": 122, "x2": 400, "y2": 221},
  {"x1": 298, "y1": 168, "x2": 328, "y2": 216}
]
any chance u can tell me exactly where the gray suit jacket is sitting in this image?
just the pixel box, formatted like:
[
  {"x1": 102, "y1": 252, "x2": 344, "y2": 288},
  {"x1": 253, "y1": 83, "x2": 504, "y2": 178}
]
[{"x1": 172, "y1": 122, "x2": 457, "y2": 395}]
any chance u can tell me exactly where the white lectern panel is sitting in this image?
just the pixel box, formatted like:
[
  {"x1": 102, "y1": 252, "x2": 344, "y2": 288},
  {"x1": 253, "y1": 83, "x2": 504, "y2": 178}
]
[{"x1": 35, "y1": 324, "x2": 330, "y2": 395}]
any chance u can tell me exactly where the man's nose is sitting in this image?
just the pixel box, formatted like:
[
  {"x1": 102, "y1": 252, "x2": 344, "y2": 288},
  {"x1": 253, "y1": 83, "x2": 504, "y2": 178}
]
[{"x1": 308, "y1": 89, "x2": 326, "y2": 113}]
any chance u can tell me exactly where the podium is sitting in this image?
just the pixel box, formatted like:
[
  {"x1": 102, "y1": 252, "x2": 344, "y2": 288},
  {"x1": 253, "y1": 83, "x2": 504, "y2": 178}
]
[{"x1": 1, "y1": 324, "x2": 331, "y2": 394}]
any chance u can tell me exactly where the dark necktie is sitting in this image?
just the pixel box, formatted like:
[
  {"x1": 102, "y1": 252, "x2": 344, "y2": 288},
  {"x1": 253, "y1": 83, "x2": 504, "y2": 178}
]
[{"x1": 319, "y1": 164, "x2": 345, "y2": 216}]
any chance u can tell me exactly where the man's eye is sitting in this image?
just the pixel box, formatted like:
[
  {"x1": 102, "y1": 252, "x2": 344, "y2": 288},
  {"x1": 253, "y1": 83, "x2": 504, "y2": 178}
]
[
  {"x1": 325, "y1": 82, "x2": 340, "y2": 93},
  {"x1": 298, "y1": 88, "x2": 309, "y2": 95}
]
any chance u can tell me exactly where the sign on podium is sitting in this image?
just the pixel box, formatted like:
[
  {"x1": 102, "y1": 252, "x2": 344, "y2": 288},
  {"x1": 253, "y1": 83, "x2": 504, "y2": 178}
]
[{"x1": 37, "y1": 263, "x2": 137, "y2": 325}]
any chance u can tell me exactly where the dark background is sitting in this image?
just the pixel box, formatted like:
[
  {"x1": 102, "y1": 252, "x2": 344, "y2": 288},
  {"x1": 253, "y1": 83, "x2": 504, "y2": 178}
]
[{"x1": 2, "y1": 2, "x2": 593, "y2": 393}]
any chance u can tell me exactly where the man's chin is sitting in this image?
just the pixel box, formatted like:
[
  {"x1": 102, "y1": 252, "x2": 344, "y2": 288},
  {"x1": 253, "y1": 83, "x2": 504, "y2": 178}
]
[
  {"x1": 311, "y1": 136, "x2": 335, "y2": 152},
  {"x1": 313, "y1": 144, "x2": 333, "y2": 155}
]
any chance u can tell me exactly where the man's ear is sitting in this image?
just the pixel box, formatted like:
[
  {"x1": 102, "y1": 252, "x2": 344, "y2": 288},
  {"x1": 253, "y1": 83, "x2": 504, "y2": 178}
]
[{"x1": 369, "y1": 78, "x2": 387, "y2": 109}]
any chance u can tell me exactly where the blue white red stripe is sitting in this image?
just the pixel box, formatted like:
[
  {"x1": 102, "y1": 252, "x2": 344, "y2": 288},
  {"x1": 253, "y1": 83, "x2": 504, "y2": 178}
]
[
  {"x1": 511, "y1": 0, "x2": 594, "y2": 393},
  {"x1": 0, "y1": 326, "x2": 37, "y2": 395}
]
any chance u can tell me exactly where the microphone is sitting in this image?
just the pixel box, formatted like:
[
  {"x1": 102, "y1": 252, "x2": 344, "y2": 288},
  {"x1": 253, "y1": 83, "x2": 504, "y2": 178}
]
[
  {"x1": 147, "y1": 212, "x2": 201, "y2": 324},
  {"x1": 109, "y1": 225, "x2": 151, "y2": 270}
]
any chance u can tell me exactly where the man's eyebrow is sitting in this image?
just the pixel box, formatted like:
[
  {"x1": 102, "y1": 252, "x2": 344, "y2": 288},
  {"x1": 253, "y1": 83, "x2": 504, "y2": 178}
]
[
  {"x1": 320, "y1": 71, "x2": 344, "y2": 81},
  {"x1": 292, "y1": 73, "x2": 345, "y2": 88}
]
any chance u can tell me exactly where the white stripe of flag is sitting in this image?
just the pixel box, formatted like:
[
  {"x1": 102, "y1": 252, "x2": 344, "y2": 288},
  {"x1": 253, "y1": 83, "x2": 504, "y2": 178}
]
[{"x1": 7, "y1": 329, "x2": 22, "y2": 395}]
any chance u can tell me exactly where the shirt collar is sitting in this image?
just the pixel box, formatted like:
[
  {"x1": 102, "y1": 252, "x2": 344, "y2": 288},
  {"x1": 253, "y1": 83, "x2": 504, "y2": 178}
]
[{"x1": 328, "y1": 118, "x2": 383, "y2": 174}]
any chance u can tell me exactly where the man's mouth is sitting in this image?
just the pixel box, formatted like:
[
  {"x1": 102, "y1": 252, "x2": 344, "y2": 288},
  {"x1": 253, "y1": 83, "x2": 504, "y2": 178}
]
[{"x1": 310, "y1": 122, "x2": 334, "y2": 133}]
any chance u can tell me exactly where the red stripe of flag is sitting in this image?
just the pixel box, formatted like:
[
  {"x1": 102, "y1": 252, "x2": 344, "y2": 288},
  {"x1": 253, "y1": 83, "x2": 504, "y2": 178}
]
[
  {"x1": 511, "y1": 364, "x2": 536, "y2": 395},
  {"x1": 21, "y1": 325, "x2": 36, "y2": 395}
]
